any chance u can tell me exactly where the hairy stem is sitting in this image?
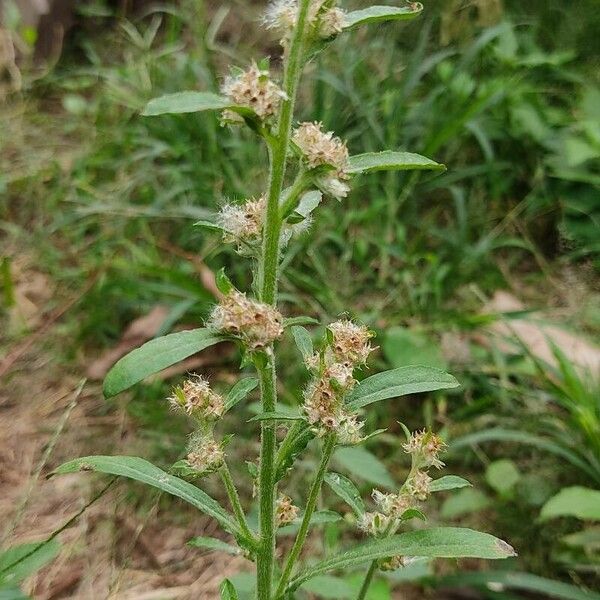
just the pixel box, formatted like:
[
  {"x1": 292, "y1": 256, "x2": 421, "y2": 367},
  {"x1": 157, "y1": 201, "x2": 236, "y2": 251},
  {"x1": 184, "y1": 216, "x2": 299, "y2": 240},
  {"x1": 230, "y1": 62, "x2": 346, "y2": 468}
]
[
  {"x1": 356, "y1": 560, "x2": 377, "y2": 600},
  {"x1": 275, "y1": 434, "x2": 336, "y2": 598},
  {"x1": 256, "y1": 2, "x2": 312, "y2": 599},
  {"x1": 220, "y1": 462, "x2": 257, "y2": 547}
]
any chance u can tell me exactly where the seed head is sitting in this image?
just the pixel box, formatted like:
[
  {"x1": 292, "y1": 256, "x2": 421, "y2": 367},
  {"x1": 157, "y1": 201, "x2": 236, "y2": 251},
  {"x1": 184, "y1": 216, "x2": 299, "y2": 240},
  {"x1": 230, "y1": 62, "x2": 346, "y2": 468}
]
[
  {"x1": 264, "y1": 0, "x2": 298, "y2": 33},
  {"x1": 336, "y1": 413, "x2": 365, "y2": 445},
  {"x1": 168, "y1": 375, "x2": 224, "y2": 421},
  {"x1": 357, "y1": 511, "x2": 389, "y2": 537},
  {"x1": 217, "y1": 196, "x2": 265, "y2": 247},
  {"x1": 406, "y1": 470, "x2": 432, "y2": 501},
  {"x1": 328, "y1": 319, "x2": 374, "y2": 365},
  {"x1": 372, "y1": 490, "x2": 413, "y2": 518},
  {"x1": 324, "y1": 362, "x2": 355, "y2": 390},
  {"x1": 186, "y1": 439, "x2": 225, "y2": 475},
  {"x1": 221, "y1": 63, "x2": 286, "y2": 120},
  {"x1": 208, "y1": 291, "x2": 284, "y2": 349},
  {"x1": 402, "y1": 430, "x2": 446, "y2": 469},
  {"x1": 292, "y1": 122, "x2": 349, "y2": 178},
  {"x1": 317, "y1": 7, "x2": 346, "y2": 38},
  {"x1": 302, "y1": 377, "x2": 340, "y2": 428},
  {"x1": 276, "y1": 494, "x2": 300, "y2": 527}
]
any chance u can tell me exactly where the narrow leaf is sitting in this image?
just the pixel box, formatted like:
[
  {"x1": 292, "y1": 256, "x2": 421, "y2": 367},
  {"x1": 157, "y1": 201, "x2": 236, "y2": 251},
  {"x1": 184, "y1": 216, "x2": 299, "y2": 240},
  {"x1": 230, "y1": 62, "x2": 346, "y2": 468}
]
[
  {"x1": 248, "y1": 411, "x2": 305, "y2": 422},
  {"x1": 275, "y1": 421, "x2": 315, "y2": 481},
  {"x1": 347, "y1": 151, "x2": 445, "y2": 175},
  {"x1": 220, "y1": 579, "x2": 240, "y2": 600},
  {"x1": 540, "y1": 487, "x2": 600, "y2": 522},
  {"x1": 324, "y1": 472, "x2": 365, "y2": 516},
  {"x1": 194, "y1": 219, "x2": 224, "y2": 233},
  {"x1": 52, "y1": 456, "x2": 238, "y2": 534},
  {"x1": 142, "y1": 91, "x2": 231, "y2": 116},
  {"x1": 288, "y1": 527, "x2": 516, "y2": 591},
  {"x1": 0, "y1": 540, "x2": 60, "y2": 584},
  {"x1": 334, "y1": 446, "x2": 395, "y2": 488},
  {"x1": 291, "y1": 325, "x2": 314, "y2": 362},
  {"x1": 344, "y1": 4, "x2": 423, "y2": 30},
  {"x1": 284, "y1": 316, "x2": 319, "y2": 327},
  {"x1": 429, "y1": 475, "x2": 472, "y2": 493},
  {"x1": 188, "y1": 537, "x2": 240, "y2": 555},
  {"x1": 103, "y1": 328, "x2": 225, "y2": 398},
  {"x1": 224, "y1": 377, "x2": 258, "y2": 412},
  {"x1": 346, "y1": 366, "x2": 459, "y2": 411},
  {"x1": 279, "y1": 511, "x2": 342, "y2": 535}
]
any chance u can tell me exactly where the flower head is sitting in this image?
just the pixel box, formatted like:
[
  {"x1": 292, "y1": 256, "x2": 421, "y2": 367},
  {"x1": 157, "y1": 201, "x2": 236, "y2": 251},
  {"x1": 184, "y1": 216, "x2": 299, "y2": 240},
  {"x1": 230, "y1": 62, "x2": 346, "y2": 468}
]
[
  {"x1": 221, "y1": 63, "x2": 286, "y2": 120},
  {"x1": 372, "y1": 490, "x2": 413, "y2": 518},
  {"x1": 405, "y1": 470, "x2": 432, "y2": 501},
  {"x1": 328, "y1": 319, "x2": 374, "y2": 365},
  {"x1": 186, "y1": 438, "x2": 225, "y2": 475},
  {"x1": 402, "y1": 430, "x2": 446, "y2": 469},
  {"x1": 317, "y1": 7, "x2": 346, "y2": 38},
  {"x1": 357, "y1": 511, "x2": 390, "y2": 537},
  {"x1": 264, "y1": 0, "x2": 298, "y2": 33},
  {"x1": 276, "y1": 494, "x2": 300, "y2": 527},
  {"x1": 168, "y1": 375, "x2": 224, "y2": 421},
  {"x1": 292, "y1": 122, "x2": 349, "y2": 178},
  {"x1": 217, "y1": 196, "x2": 265, "y2": 248},
  {"x1": 208, "y1": 291, "x2": 284, "y2": 349},
  {"x1": 336, "y1": 413, "x2": 365, "y2": 445}
]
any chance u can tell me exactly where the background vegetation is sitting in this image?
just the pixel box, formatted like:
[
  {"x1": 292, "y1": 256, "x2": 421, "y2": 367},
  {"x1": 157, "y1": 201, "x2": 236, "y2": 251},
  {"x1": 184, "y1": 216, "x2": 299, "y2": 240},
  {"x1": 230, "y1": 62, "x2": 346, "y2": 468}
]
[{"x1": 1, "y1": 0, "x2": 599, "y2": 598}]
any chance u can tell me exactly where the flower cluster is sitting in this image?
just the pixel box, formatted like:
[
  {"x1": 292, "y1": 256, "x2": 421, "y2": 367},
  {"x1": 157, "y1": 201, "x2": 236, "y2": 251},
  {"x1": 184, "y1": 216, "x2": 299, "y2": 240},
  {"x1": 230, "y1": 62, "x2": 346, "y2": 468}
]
[
  {"x1": 185, "y1": 438, "x2": 225, "y2": 476},
  {"x1": 168, "y1": 375, "x2": 225, "y2": 422},
  {"x1": 209, "y1": 290, "x2": 284, "y2": 349},
  {"x1": 292, "y1": 122, "x2": 350, "y2": 199},
  {"x1": 302, "y1": 319, "x2": 374, "y2": 442},
  {"x1": 276, "y1": 494, "x2": 300, "y2": 527},
  {"x1": 405, "y1": 470, "x2": 432, "y2": 501},
  {"x1": 217, "y1": 196, "x2": 265, "y2": 249},
  {"x1": 402, "y1": 430, "x2": 446, "y2": 470},
  {"x1": 378, "y1": 555, "x2": 409, "y2": 572},
  {"x1": 264, "y1": 0, "x2": 347, "y2": 42},
  {"x1": 221, "y1": 63, "x2": 286, "y2": 121}
]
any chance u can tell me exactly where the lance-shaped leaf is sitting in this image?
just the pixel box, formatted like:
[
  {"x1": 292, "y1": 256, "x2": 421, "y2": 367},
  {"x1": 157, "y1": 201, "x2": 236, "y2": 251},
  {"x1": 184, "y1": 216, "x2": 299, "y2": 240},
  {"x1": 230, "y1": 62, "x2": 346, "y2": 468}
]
[
  {"x1": 344, "y1": 4, "x2": 423, "y2": 30},
  {"x1": 291, "y1": 325, "x2": 314, "y2": 362},
  {"x1": 142, "y1": 91, "x2": 232, "y2": 116},
  {"x1": 288, "y1": 527, "x2": 516, "y2": 592},
  {"x1": 103, "y1": 328, "x2": 226, "y2": 398},
  {"x1": 347, "y1": 151, "x2": 445, "y2": 175},
  {"x1": 429, "y1": 475, "x2": 472, "y2": 493},
  {"x1": 224, "y1": 377, "x2": 259, "y2": 412},
  {"x1": 52, "y1": 456, "x2": 238, "y2": 535},
  {"x1": 220, "y1": 579, "x2": 240, "y2": 600},
  {"x1": 248, "y1": 411, "x2": 305, "y2": 422},
  {"x1": 188, "y1": 537, "x2": 240, "y2": 555},
  {"x1": 324, "y1": 472, "x2": 365, "y2": 516},
  {"x1": 345, "y1": 366, "x2": 459, "y2": 411},
  {"x1": 0, "y1": 540, "x2": 60, "y2": 585}
]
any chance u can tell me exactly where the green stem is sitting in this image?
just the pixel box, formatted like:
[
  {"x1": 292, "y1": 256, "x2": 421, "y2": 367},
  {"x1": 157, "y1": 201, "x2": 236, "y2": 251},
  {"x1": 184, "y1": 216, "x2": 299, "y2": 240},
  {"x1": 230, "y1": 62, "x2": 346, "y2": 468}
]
[
  {"x1": 280, "y1": 170, "x2": 309, "y2": 220},
  {"x1": 220, "y1": 462, "x2": 257, "y2": 547},
  {"x1": 356, "y1": 561, "x2": 377, "y2": 600},
  {"x1": 275, "y1": 434, "x2": 336, "y2": 599}
]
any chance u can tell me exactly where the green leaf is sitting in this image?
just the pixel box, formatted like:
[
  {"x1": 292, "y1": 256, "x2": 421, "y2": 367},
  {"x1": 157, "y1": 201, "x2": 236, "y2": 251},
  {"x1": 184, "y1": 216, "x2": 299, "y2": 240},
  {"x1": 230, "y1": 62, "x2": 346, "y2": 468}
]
[
  {"x1": 347, "y1": 151, "x2": 445, "y2": 175},
  {"x1": 224, "y1": 377, "x2": 259, "y2": 412},
  {"x1": 324, "y1": 472, "x2": 365, "y2": 516},
  {"x1": 220, "y1": 579, "x2": 239, "y2": 600},
  {"x1": 334, "y1": 446, "x2": 394, "y2": 488},
  {"x1": 188, "y1": 537, "x2": 240, "y2": 555},
  {"x1": 247, "y1": 411, "x2": 305, "y2": 422},
  {"x1": 295, "y1": 190, "x2": 323, "y2": 218},
  {"x1": 301, "y1": 575, "x2": 354, "y2": 599},
  {"x1": 441, "y1": 488, "x2": 491, "y2": 519},
  {"x1": 0, "y1": 587, "x2": 30, "y2": 599},
  {"x1": 345, "y1": 366, "x2": 459, "y2": 411},
  {"x1": 540, "y1": 487, "x2": 600, "y2": 522},
  {"x1": 194, "y1": 219, "x2": 224, "y2": 233},
  {"x1": 291, "y1": 325, "x2": 313, "y2": 362},
  {"x1": 485, "y1": 460, "x2": 521, "y2": 496},
  {"x1": 279, "y1": 511, "x2": 342, "y2": 535},
  {"x1": 382, "y1": 327, "x2": 446, "y2": 370},
  {"x1": 343, "y1": 4, "x2": 424, "y2": 30},
  {"x1": 288, "y1": 527, "x2": 515, "y2": 591},
  {"x1": 275, "y1": 421, "x2": 315, "y2": 481},
  {"x1": 52, "y1": 456, "x2": 238, "y2": 534},
  {"x1": 216, "y1": 268, "x2": 235, "y2": 295},
  {"x1": 429, "y1": 475, "x2": 471, "y2": 493},
  {"x1": 142, "y1": 91, "x2": 231, "y2": 116},
  {"x1": 0, "y1": 540, "x2": 60, "y2": 585},
  {"x1": 284, "y1": 316, "x2": 319, "y2": 327},
  {"x1": 400, "y1": 508, "x2": 427, "y2": 522},
  {"x1": 103, "y1": 328, "x2": 225, "y2": 398}
]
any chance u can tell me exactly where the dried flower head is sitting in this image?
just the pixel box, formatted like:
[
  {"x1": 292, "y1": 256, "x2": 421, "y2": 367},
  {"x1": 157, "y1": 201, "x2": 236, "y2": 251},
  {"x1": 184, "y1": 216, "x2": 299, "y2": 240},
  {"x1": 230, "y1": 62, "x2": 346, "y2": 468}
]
[
  {"x1": 324, "y1": 362, "x2": 355, "y2": 390},
  {"x1": 276, "y1": 494, "x2": 300, "y2": 527},
  {"x1": 168, "y1": 375, "x2": 224, "y2": 421},
  {"x1": 357, "y1": 511, "x2": 389, "y2": 537},
  {"x1": 264, "y1": 0, "x2": 298, "y2": 33},
  {"x1": 378, "y1": 555, "x2": 409, "y2": 572},
  {"x1": 317, "y1": 7, "x2": 346, "y2": 38},
  {"x1": 209, "y1": 291, "x2": 284, "y2": 349},
  {"x1": 221, "y1": 63, "x2": 286, "y2": 120},
  {"x1": 328, "y1": 319, "x2": 374, "y2": 365},
  {"x1": 402, "y1": 430, "x2": 446, "y2": 469},
  {"x1": 336, "y1": 413, "x2": 365, "y2": 445},
  {"x1": 186, "y1": 439, "x2": 225, "y2": 475},
  {"x1": 315, "y1": 173, "x2": 351, "y2": 200},
  {"x1": 406, "y1": 470, "x2": 432, "y2": 501},
  {"x1": 302, "y1": 377, "x2": 340, "y2": 428},
  {"x1": 372, "y1": 490, "x2": 413, "y2": 518},
  {"x1": 292, "y1": 122, "x2": 349, "y2": 178},
  {"x1": 218, "y1": 196, "x2": 265, "y2": 247}
]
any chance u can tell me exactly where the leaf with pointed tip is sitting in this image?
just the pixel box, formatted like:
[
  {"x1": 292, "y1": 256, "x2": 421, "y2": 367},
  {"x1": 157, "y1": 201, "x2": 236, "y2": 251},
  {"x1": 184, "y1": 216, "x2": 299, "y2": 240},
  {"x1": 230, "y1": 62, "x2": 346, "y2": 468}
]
[
  {"x1": 224, "y1": 378, "x2": 259, "y2": 412},
  {"x1": 288, "y1": 528, "x2": 516, "y2": 591},
  {"x1": 194, "y1": 219, "x2": 224, "y2": 233},
  {"x1": 142, "y1": 91, "x2": 231, "y2": 116},
  {"x1": 188, "y1": 537, "x2": 240, "y2": 555},
  {"x1": 429, "y1": 475, "x2": 472, "y2": 493},
  {"x1": 347, "y1": 151, "x2": 445, "y2": 175},
  {"x1": 279, "y1": 511, "x2": 342, "y2": 535},
  {"x1": 284, "y1": 316, "x2": 320, "y2": 328},
  {"x1": 324, "y1": 472, "x2": 365, "y2": 516},
  {"x1": 220, "y1": 579, "x2": 239, "y2": 600},
  {"x1": 248, "y1": 411, "x2": 305, "y2": 422},
  {"x1": 344, "y1": 4, "x2": 423, "y2": 30},
  {"x1": 52, "y1": 456, "x2": 238, "y2": 534},
  {"x1": 103, "y1": 328, "x2": 225, "y2": 398},
  {"x1": 0, "y1": 540, "x2": 60, "y2": 585},
  {"x1": 345, "y1": 366, "x2": 459, "y2": 411},
  {"x1": 291, "y1": 325, "x2": 314, "y2": 362},
  {"x1": 334, "y1": 446, "x2": 395, "y2": 488}
]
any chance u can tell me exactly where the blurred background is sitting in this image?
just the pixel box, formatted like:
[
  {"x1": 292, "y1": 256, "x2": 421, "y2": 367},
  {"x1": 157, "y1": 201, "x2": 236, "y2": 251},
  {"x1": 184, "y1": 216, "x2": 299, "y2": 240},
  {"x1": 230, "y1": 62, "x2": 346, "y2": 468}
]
[{"x1": 1, "y1": 0, "x2": 599, "y2": 598}]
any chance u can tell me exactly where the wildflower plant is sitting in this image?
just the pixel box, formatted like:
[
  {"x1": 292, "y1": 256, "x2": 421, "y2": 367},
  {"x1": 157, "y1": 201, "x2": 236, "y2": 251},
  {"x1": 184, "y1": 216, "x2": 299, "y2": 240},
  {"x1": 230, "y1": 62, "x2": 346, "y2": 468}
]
[{"x1": 54, "y1": 2, "x2": 515, "y2": 598}]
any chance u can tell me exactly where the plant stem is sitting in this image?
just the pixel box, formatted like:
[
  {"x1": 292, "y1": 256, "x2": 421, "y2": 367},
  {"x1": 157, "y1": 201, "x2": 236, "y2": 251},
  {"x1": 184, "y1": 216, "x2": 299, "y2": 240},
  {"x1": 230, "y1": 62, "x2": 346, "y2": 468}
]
[
  {"x1": 255, "y1": 2, "x2": 312, "y2": 599},
  {"x1": 275, "y1": 434, "x2": 336, "y2": 598},
  {"x1": 220, "y1": 462, "x2": 257, "y2": 547},
  {"x1": 356, "y1": 561, "x2": 377, "y2": 600}
]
